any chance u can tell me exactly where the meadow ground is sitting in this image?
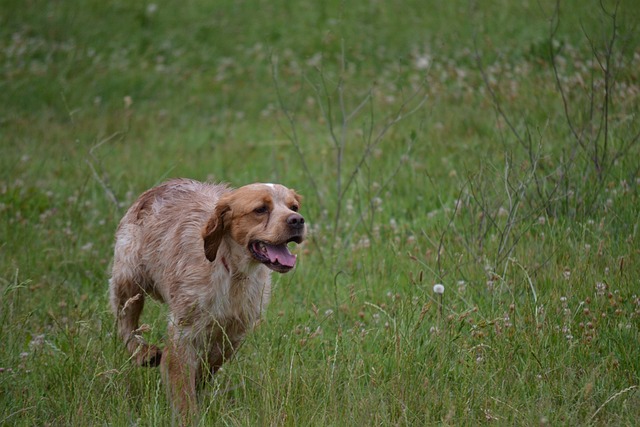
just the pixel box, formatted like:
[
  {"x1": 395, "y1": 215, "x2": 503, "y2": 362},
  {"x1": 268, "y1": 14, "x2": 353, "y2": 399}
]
[{"x1": 1, "y1": 0, "x2": 639, "y2": 425}]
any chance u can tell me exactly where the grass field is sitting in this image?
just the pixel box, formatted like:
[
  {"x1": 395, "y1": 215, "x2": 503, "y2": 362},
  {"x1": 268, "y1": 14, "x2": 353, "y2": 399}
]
[{"x1": 1, "y1": 0, "x2": 639, "y2": 425}]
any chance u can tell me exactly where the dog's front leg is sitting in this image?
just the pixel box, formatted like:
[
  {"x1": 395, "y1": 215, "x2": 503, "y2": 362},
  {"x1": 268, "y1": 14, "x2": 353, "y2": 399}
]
[{"x1": 161, "y1": 332, "x2": 200, "y2": 421}]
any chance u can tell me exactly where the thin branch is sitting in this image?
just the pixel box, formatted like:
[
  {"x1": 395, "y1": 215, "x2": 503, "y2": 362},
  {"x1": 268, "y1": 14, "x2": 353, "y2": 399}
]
[
  {"x1": 86, "y1": 132, "x2": 124, "y2": 211},
  {"x1": 549, "y1": 0, "x2": 586, "y2": 150},
  {"x1": 271, "y1": 54, "x2": 323, "y2": 211},
  {"x1": 473, "y1": 40, "x2": 526, "y2": 149},
  {"x1": 341, "y1": 81, "x2": 428, "y2": 200}
]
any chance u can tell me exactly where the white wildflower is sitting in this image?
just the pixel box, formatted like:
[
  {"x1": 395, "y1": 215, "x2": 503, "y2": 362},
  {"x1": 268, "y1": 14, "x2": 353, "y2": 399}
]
[{"x1": 415, "y1": 54, "x2": 431, "y2": 70}]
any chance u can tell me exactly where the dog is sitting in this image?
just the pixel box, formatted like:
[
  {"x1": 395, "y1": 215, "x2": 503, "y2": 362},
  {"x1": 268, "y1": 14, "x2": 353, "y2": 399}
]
[{"x1": 109, "y1": 178, "x2": 305, "y2": 416}]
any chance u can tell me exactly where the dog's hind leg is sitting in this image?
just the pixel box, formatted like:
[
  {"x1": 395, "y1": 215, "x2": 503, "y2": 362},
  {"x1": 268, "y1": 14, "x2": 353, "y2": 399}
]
[{"x1": 109, "y1": 275, "x2": 162, "y2": 366}]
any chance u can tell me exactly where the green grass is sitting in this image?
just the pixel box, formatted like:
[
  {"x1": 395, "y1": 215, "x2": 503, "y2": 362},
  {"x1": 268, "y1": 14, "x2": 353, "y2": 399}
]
[{"x1": 1, "y1": 0, "x2": 639, "y2": 425}]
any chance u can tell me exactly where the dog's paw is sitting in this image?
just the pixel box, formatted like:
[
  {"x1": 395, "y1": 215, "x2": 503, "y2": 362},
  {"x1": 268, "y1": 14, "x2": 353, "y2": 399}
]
[{"x1": 137, "y1": 344, "x2": 163, "y2": 367}]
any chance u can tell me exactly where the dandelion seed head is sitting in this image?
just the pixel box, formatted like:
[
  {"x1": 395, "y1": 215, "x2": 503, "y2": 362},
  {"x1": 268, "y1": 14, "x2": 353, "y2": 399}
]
[
  {"x1": 433, "y1": 284, "x2": 445, "y2": 294},
  {"x1": 415, "y1": 54, "x2": 431, "y2": 70}
]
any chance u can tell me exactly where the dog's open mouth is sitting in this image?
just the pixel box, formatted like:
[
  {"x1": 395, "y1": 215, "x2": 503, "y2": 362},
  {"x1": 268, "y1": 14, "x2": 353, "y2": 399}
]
[{"x1": 250, "y1": 238, "x2": 301, "y2": 273}]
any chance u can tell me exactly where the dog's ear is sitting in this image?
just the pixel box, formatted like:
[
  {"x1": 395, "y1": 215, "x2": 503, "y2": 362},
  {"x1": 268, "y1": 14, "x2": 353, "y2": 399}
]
[{"x1": 203, "y1": 201, "x2": 231, "y2": 262}]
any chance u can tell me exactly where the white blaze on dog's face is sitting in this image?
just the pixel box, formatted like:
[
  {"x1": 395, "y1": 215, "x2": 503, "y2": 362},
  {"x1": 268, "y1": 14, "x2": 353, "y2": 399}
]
[{"x1": 203, "y1": 183, "x2": 305, "y2": 272}]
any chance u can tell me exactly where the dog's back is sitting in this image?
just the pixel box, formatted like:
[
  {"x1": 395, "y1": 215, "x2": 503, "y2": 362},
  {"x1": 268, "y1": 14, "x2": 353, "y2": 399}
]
[{"x1": 112, "y1": 179, "x2": 227, "y2": 300}]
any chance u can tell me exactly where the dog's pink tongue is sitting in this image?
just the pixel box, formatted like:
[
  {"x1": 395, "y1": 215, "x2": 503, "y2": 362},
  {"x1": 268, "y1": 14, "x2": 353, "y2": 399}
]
[{"x1": 265, "y1": 244, "x2": 297, "y2": 267}]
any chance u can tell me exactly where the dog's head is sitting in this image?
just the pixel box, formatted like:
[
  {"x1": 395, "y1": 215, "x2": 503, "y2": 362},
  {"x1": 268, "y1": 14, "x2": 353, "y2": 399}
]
[{"x1": 203, "y1": 183, "x2": 305, "y2": 273}]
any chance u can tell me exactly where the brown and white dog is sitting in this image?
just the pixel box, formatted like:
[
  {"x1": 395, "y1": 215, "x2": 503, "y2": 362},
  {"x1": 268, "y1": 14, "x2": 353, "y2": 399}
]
[{"x1": 109, "y1": 179, "x2": 305, "y2": 415}]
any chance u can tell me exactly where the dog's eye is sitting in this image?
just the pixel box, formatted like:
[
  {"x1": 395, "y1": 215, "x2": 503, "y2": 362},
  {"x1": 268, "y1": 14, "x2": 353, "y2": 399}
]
[
  {"x1": 290, "y1": 205, "x2": 299, "y2": 212},
  {"x1": 254, "y1": 205, "x2": 268, "y2": 214}
]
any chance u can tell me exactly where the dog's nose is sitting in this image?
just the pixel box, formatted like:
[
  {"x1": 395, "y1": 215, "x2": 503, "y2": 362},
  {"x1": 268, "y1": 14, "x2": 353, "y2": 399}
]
[{"x1": 286, "y1": 213, "x2": 305, "y2": 229}]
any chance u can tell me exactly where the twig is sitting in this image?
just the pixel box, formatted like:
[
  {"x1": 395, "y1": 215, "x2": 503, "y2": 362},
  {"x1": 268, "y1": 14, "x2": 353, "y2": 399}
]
[
  {"x1": 279, "y1": 45, "x2": 428, "y2": 261},
  {"x1": 271, "y1": 53, "x2": 323, "y2": 211},
  {"x1": 86, "y1": 132, "x2": 124, "y2": 211}
]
